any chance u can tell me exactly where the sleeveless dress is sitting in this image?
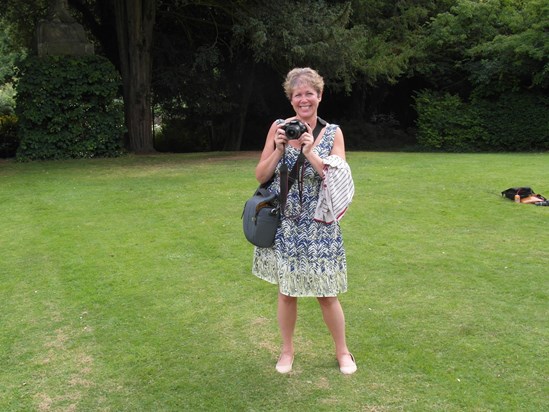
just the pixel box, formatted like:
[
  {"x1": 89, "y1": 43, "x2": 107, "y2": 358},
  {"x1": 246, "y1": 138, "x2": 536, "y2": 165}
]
[{"x1": 252, "y1": 123, "x2": 348, "y2": 297}]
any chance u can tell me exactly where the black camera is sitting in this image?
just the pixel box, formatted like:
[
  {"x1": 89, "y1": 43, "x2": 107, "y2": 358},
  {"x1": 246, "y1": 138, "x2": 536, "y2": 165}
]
[{"x1": 281, "y1": 120, "x2": 307, "y2": 140}]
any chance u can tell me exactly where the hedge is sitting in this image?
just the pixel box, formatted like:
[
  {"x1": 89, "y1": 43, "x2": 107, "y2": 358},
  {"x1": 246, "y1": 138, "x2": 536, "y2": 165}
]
[
  {"x1": 415, "y1": 90, "x2": 548, "y2": 152},
  {"x1": 15, "y1": 55, "x2": 125, "y2": 161}
]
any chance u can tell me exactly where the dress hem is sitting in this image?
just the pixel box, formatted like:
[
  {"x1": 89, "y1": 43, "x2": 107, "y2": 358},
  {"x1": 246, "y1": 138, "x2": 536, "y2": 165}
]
[{"x1": 252, "y1": 272, "x2": 347, "y2": 297}]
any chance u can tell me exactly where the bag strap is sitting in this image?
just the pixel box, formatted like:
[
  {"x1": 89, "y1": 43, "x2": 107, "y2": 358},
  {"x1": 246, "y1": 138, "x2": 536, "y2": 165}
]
[
  {"x1": 278, "y1": 153, "x2": 294, "y2": 214},
  {"x1": 279, "y1": 117, "x2": 326, "y2": 213}
]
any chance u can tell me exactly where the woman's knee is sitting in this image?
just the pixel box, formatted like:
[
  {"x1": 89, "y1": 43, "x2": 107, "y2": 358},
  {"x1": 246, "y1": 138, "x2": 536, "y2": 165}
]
[
  {"x1": 279, "y1": 292, "x2": 297, "y2": 305},
  {"x1": 317, "y1": 296, "x2": 338, "y2": 308}
]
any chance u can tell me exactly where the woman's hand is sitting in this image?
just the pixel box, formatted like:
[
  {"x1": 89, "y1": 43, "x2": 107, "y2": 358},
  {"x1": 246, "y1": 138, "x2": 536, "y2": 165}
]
[
  {"x1": 298, "y1": 122, "x2": 315, "y2": 156},
  {"x1": 255, "y1": 119, "x2": 287, "y2": 184},
  {"x1": 274, "y1": 124, "x2": 288, "y2": 153},
  {"x1": 297, "y1": 122, "x2": 325, "y2": 176}
]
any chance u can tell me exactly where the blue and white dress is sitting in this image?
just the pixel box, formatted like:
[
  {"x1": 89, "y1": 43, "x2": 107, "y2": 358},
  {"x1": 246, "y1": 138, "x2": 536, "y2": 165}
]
[{"x1": 252, "y1": 123, "x2": 348, "y2": 297}]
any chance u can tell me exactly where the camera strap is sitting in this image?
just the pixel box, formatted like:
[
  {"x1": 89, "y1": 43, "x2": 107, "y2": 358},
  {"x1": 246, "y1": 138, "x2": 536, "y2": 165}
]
[
  {"x1": 279, "y1": 117, "x2": 326, "y2": 215},
  {"x1": 278, "y1": 154, "x2": 292, "y2": 215}
]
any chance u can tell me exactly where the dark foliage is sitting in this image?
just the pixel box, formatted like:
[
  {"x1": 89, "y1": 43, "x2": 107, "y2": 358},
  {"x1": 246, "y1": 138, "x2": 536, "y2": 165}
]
[
  {"x1": 415, "y1": 90, "x2": 549, "y2": 152},
  {"x1": 15, "y1": 55, "x2": 125, "y2": 160},
  {"x1": 0, "y1": 114, "x2": 18, "y2": 157}
]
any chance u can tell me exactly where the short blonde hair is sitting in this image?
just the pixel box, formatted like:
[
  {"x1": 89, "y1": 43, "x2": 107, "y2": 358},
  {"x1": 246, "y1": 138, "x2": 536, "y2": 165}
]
[{"x1": 283, "y1": 67, "x2": 324, "y2": 100}]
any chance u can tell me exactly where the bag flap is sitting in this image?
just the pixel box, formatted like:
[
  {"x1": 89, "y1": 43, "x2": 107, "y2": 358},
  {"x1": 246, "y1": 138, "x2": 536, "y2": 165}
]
[{"x1": 254, "y1": 187, "x2": 277, "y2": 203}]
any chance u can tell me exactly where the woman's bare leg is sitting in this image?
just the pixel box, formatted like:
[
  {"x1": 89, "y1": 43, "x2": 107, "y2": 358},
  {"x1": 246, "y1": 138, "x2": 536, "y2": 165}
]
[
  {"x1": 317, "y1": 296, "x2": 356, "y2": 373},
  {"x1": 276, "y1": 292, "x2": 297, "y2": 372}
]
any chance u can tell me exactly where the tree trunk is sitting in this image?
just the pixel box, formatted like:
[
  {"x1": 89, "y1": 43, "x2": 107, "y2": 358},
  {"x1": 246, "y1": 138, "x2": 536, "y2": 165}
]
[
  {"x1": 224, "y1": 63, "x2": 255, "y2": 151},
  {"x1": 113, "y1": 0, "x2": 156, "y2": 153}
]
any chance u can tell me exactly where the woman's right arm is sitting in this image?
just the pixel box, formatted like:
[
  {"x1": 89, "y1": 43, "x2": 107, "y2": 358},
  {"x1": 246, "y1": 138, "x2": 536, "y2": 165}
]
[{"x1": 255, "y1": 120, "x2": 286, "y2": 184}]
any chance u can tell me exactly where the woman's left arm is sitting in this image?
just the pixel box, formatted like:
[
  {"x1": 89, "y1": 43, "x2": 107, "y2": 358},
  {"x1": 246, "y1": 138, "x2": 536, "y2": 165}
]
[
  {"x1": 330, "y1": 127, "x2": 346, "y2": 160},
  {"x1": 301, "y1": 126, "x2": 346, "y2": 177}
]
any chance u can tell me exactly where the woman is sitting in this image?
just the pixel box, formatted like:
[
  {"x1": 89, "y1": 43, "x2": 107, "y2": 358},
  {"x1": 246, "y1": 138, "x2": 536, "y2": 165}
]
[{"x1": 253, "y1": 67, "x2": 356, "y2": 375}]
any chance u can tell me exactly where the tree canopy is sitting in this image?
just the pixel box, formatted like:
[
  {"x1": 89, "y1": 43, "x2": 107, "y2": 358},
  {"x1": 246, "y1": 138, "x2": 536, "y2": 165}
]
[
  {"x1": 1, "y1": 0, "x2": 547, "y2": 154},
  {"x1": 418, "y1": 0, "x2": 549, "y2": 95}
]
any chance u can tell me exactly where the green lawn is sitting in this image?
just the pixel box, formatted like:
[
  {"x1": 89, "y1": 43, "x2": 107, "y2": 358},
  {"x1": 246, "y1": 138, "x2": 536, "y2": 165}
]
[{"x1": 1, "y1": 152, "x2": 547, "y2": 411}]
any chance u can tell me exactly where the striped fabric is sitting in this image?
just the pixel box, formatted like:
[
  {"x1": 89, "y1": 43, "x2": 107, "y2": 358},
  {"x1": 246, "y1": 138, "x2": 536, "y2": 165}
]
[{"x1": 314, "y1": 155, "x2": 354, "y2": 223}]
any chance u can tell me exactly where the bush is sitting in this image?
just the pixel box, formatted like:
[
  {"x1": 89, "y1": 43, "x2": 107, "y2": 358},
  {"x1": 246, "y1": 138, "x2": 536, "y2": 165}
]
[
  {"x1": 415, "y1": 90, "x2": 549, "y2": 152},
  {"x1": 15, "y1": 55, "x2": 125, "y2": 161},
  {"x1": 0, "y1": 83, "x2": 16, "y2": 115},
  {"x1": 414, "y1": 90, "x2": 490, "y2": 152},
  {"x1": 475, "y1": 93, "x2": 549, "y2": 151},
  {"x1": 0, "y1": 114, "x2": 18, "y2": 157}
]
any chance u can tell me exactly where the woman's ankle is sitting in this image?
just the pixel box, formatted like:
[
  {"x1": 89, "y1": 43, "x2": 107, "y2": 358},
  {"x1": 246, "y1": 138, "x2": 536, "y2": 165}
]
[{"x1": 280, "y1": 346, "x2": 294, "y2": 357}]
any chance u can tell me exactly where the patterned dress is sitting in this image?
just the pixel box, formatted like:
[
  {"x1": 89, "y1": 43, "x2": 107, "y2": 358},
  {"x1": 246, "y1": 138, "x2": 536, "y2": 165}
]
[{"x1": 252, "y1": 123, "x2": 348, "y2": 297}]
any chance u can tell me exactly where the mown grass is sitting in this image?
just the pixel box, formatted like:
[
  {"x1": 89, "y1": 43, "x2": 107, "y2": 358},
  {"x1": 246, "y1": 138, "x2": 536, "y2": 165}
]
[{"x1": 0, "y1": 151, "x2": 547, "y2": 411}]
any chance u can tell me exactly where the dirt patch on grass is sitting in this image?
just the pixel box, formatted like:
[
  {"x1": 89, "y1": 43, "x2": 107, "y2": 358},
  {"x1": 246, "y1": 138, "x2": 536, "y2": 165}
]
[{"x1": 33, "y1": 321, "x2": 96, "y2": 411}]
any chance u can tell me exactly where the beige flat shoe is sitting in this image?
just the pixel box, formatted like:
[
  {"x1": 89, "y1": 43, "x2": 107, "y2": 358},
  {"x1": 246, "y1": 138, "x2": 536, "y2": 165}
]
[
  {"x1": 339, "y1": 353, "x2": 357, "y2": 375},
  {"x1": 275, "y1": 354, "x2": 294, "y2": 374}
]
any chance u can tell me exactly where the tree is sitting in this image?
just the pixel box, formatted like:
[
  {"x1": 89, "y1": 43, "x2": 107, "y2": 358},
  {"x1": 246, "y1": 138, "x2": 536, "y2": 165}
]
[
  {"x1": 2, "y1": 0, "x2": 545, "y2": 153},
  {"x1": 151, "y1": 0, "x2": 367, "y2": 151},
  {"x1": 113, "y1": 0, "x2": 156, "y2": 153},
  {"x1": 343, "y1": 0, "x2": 457, "y2": 120},
  {"x1": 466, "y1": 0, "x2": 549, "y2": 95},
  {"x1": 414, "y1": 0, "x2": 548, "y2": 152},
  {"x1": 0, "y1": 19, "x2": 27, "y2": 115},
  {"x1": 417, "y1": 0, "x2": 548, "y2": 96},
  {"x1": 151, "y1": 1, "x2": 248, "y2": 151},
  {"x1": 0, "y1": 0, "x2": 156, "y2": 153},
  {"x1": 226, "y1": 1, "x2": 371, "y2": 149},
  {"x1": 233, "y1": 1, "x2": 363, "y2": 91},
  {"x1": 0, "y1": 20, "x2": 27, "y2": 83}
]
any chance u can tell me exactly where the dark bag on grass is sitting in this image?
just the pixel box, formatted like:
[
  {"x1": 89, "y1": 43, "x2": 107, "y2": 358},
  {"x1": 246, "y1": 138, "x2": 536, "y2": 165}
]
[
  {"x1": 242, "y1": 187, "x2": 280, "y2": 248},
  {"x1": 501, "y1": 187, "x2": 534, "y2": 200},
  {"x1": 501, "y1": 187, "x2": 548, "y2": 205}
]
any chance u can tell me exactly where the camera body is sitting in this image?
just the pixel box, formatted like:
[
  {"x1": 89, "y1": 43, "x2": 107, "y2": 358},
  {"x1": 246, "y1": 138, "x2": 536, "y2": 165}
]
[{"x1": 281, "y1": 120, "x2": 307, "y2": 140}]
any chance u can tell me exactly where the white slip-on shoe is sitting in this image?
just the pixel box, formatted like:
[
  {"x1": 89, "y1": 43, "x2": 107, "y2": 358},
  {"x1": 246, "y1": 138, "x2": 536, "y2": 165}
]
[
  {"x1": 275, "y1": 355, "x2": 294, "y2": 374},
  {"x1": 339, "y1": 353, "x2": 357, "y2": 375}
]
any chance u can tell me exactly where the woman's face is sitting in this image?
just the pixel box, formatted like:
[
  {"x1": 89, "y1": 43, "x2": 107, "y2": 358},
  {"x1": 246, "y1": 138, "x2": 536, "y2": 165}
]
[{"x1": 290, "y1": 83, "x2": 322, "y2": 119}]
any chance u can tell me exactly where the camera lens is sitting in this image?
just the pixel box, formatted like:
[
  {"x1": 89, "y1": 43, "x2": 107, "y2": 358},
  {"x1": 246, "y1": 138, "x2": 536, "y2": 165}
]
[
  {"x1": 282, "y1": 120, "x2": 306, "y2": 139},
  {"x1": 286, "y1": 127, "x2": 298, "y2": 139}
]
